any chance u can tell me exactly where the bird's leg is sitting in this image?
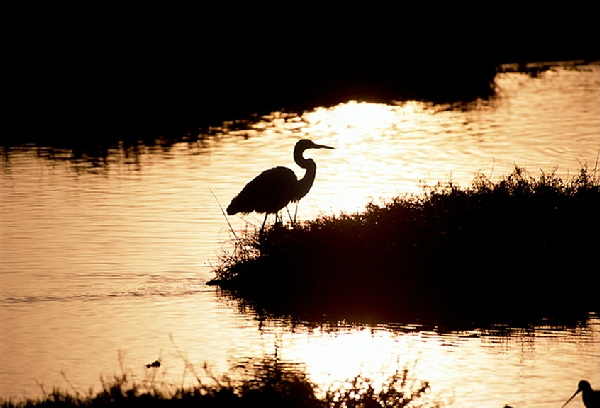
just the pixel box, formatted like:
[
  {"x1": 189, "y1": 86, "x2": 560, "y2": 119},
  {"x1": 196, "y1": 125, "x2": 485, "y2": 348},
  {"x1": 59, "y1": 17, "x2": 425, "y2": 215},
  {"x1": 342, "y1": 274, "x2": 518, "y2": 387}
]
[
  {"x1": 275, "y1": 212, "x2": 283, "y2": 226},
  {"x1": 293, "y1": 202, "x2": 298, "y2": 224},
  {"x1": 286, "y1": 206, "x2": 294, "y2": 225},
  {"x1": 284, "y1": 204, "x2": 299, "y2": 226},
  {"x1": 260, "y1": 213, "x2": 268, "y2": 235}
]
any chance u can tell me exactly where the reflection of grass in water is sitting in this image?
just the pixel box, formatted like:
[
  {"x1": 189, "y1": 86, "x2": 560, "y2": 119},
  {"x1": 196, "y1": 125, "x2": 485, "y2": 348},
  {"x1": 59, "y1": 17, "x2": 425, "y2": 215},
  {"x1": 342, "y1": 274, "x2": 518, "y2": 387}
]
[
  {"x1": 210, "y1": 166, "x2": 600, "y2": 327},
  {"x1": 1, "y1": 355, "x2": 441, "y2": 408}
]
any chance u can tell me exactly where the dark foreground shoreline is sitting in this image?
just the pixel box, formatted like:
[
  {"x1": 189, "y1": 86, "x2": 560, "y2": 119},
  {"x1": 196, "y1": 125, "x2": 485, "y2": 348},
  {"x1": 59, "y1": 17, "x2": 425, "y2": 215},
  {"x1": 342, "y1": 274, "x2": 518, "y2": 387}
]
[{"x1": 1, "y1": 355, "x2": 441, "y2": 408}]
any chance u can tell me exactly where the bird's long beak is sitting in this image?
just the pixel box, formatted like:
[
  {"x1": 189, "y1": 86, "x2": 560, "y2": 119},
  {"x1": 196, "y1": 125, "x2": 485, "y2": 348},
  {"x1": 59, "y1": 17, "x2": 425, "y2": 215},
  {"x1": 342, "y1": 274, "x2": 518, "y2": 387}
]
[
  {"x1": 561, "y1": 390, "x2": 580, "y2": 408},
  {"x1": 313, "y1": 143, "x2": 334, "y2": 150}
]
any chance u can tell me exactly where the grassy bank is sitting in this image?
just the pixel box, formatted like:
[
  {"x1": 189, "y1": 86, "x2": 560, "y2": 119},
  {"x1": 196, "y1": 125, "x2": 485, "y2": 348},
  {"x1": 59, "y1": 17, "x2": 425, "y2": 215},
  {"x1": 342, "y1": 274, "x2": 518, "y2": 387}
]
[
  {"x1": 210, "y1": 166, "x2": 600, "y2": 327},
  {"x1": 1, "y1": 356, "x2": 439, "y2": 408}
]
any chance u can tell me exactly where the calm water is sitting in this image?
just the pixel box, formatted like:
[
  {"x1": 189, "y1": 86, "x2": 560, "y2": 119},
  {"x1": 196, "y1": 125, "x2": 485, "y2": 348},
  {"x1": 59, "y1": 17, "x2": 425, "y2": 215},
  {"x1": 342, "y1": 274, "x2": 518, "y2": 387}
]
[{"x1": 1, "y1": 63, "x2": 599, "y2": 407}]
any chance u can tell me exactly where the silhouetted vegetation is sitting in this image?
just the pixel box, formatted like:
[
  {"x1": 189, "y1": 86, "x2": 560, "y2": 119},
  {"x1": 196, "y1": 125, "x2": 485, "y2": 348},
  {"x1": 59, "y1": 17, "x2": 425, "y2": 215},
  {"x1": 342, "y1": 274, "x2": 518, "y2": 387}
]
[
  {"x1": 0, "y1": 356, "x2": 440, "y2": 408},
  {"x1": 210, "y1": 166, "x2": 600, "y2": 327}
]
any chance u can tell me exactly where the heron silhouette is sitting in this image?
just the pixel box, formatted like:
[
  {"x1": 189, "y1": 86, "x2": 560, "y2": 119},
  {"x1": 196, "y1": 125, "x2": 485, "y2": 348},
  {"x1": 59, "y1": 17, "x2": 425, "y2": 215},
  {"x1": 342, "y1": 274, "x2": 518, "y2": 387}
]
[
  {"x1": 226, "y1": 139, "x2": 334, "y2": 231},
  {"x1": 562, "y1": 381, "x2": 600, "y2": 408}
]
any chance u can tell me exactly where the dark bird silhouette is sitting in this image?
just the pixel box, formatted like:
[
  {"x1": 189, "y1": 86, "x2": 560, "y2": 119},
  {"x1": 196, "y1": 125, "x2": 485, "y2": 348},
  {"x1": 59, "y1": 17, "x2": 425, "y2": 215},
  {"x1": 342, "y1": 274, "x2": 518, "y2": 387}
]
[
  {"x1": 227, "y1": 139, "x2": 334, "y2": 230},
  {"x1": 562, "y1": 380, "x2": 600, "y2": 408}
]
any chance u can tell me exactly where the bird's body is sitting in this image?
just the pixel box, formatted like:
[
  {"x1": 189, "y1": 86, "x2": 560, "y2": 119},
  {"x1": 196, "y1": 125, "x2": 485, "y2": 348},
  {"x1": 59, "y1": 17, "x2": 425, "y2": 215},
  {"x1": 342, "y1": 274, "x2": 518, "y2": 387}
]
[
  {"x1": 562, "y1": 381, "x2": 600, "y2": 408},
  {"x1": 227, "y1": 139, "x2": 333, "y2": 229},
  {"x1": 226, "y1": 166, "x2": 300, "y2": 215}
]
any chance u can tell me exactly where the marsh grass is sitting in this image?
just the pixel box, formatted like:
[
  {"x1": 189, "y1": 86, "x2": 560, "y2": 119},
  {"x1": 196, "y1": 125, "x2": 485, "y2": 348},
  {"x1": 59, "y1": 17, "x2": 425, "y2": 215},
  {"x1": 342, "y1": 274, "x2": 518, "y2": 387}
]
[
  {"x1": 1, "y1": 356, "x2": 440, "y2": 408},
  {"x1": 210, "y1": 166, "x2": 600, "y2": 326}
]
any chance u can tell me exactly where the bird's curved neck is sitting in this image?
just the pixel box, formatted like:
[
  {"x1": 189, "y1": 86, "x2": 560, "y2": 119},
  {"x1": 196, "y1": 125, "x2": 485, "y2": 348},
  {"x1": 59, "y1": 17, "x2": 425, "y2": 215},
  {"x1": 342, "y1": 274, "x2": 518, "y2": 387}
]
[
  {"x1": 293, "y1": 148, "x2": 317, "y2": 201},
  {"x1": 294, "y1": 147, "x2": 312, "y2": 170}
]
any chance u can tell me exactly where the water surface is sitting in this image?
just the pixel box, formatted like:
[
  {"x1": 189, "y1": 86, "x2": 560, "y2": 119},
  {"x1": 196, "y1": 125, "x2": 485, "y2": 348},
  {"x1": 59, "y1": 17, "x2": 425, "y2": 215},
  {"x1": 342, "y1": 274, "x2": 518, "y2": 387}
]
[{"x1": 1, "y1": 63, "x2": 599, "y2": 407}]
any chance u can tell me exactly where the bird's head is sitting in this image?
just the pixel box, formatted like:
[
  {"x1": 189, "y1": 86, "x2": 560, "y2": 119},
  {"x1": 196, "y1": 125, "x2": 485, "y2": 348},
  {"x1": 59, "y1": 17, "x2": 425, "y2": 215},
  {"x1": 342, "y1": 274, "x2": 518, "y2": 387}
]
[
  {"x1": 578, "y1": 380, "x2": 592, "y2": 392},
  {"x1": 295, "y1": 139, "x2": 334, "y2": 155},
  {"x1": 562, "y1": 380, "x2": 594, "y2": 408}
]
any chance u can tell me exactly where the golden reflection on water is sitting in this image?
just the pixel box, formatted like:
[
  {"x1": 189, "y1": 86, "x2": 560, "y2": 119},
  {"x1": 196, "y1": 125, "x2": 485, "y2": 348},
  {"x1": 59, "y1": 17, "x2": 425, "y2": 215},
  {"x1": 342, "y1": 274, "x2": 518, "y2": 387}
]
[{"x1": 305, "y1": 101, "x2": 399, "y2": 140}]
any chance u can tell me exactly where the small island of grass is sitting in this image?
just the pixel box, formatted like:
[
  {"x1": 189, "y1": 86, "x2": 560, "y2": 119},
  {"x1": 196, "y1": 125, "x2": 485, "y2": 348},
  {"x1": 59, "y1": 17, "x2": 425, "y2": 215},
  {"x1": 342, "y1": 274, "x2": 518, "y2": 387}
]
[{"x1": 210, "y1": 166, "x2": 600, "y2": 328}]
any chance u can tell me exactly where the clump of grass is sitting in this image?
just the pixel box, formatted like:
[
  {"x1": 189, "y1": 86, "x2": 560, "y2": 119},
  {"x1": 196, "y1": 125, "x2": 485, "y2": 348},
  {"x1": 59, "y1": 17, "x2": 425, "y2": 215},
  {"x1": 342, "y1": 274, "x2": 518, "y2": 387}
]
[
  {"x1": 324, "y1": 368, "x2": 437, "y2": 408},
  {"x1": 210, "y1": 166, "x2": 600, "y2": 327},
  {"x1": 1, "y1": 356, "x2": 440, "y2": 408}
]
